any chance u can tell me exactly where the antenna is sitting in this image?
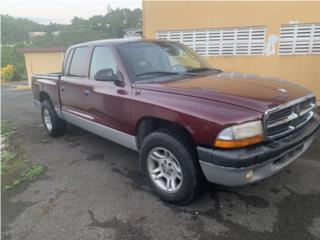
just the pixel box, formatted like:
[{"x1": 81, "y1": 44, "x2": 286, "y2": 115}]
[
  {"x1": 122, "y1": 7, "x2": 135, "y2": 85},
  {"x1": 123, "y1": 8, "x2": 128, "y2": 38}
]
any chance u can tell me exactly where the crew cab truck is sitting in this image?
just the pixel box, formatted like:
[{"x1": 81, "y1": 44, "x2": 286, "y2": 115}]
[{"x1": 32, "y1": 39, "x2": 320, "y2": 204}]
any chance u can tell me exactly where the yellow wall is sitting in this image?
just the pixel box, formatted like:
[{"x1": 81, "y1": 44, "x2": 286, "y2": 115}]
[
  {"x1": 24, "y1": 52, "x2": 64, "y2": 85},
  {"x1": 143, "y1": 1, "x2": 320, "y2": 97}
]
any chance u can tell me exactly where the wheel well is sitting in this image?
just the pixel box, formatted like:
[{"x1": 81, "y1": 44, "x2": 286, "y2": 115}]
[
  {"x1": 39, "y1": 91, "x2": 52, "y2": 104},
  {"x1": 136, "y1": 117, "x2": 196, "y2": 150}
]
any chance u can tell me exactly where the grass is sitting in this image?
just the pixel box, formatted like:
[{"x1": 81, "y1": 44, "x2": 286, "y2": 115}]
[
  {"x1": 22, "y1": 164, "x2": 45, "y2": 179},
  {"x1": 1, "y1": 121, "x2": 16, "y2": 174},
  {"x1": 1, "y1": 121, "x2": 14, "y2": 141},
  {"x1": 1, "y1": 121, "x2": 45, "y2": 191},
  {"x1": 5, "y1": 164, "x2": 45, "y2": 190},
  {"x1": 1, "y1": 151, "x2": 16, "y2": 173}
]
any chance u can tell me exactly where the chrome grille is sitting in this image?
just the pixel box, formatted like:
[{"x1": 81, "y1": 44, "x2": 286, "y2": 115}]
[{"x1": 264, "y1": 95, "x2": 316, "y2": 139}]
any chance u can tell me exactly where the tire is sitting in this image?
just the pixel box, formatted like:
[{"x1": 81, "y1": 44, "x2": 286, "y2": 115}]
[
  {"x1": 41, "y1": 100, "x2": 66, "y2": 137},
  {"x1": 140, "y1": 128, "x2": 202, "y2": 204}
]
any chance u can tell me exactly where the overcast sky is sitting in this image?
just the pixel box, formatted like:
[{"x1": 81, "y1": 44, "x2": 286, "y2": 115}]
[{"x1": 2, "y1": 0, "x2": 142, "y2": 24}]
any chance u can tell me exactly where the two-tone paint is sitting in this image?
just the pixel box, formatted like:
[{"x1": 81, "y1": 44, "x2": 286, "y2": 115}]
[
  {"x1": 32, "y1": 39, "x2": 315, "y2": 149},
  {"x1": 32, "y1": 39, "x2": 320, "y2": 187}
]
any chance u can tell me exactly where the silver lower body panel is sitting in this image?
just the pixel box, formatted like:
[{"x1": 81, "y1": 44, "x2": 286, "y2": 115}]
[
  {"x1": 199, "y1": 136, "x2": 314, "y2": 186},
  {"x1": 62, "y1": 111, "x2": 138, "y2": 151}
]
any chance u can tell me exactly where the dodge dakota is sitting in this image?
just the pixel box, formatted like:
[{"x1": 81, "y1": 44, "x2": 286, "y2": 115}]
[{"x1": 32, "y1": 39, "x2": 319, "y2": 204}]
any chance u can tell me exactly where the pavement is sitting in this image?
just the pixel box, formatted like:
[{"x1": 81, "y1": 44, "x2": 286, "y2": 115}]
[{"x1": 1, "y1": 83, "x2": 320, "y2": 240}]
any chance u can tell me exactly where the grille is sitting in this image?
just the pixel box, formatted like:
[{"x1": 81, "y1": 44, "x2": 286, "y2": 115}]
[{"x1": 264, "y1": 95, "x2": 316, "y2": 139}]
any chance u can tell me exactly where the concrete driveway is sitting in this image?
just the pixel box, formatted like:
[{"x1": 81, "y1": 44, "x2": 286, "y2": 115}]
[{"x1": 2, "y1": 84, "x2": 320, "y2": 240}]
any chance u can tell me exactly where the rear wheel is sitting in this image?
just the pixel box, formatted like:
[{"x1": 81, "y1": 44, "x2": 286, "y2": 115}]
[
  {"x1": 140, "y1": 129, "x2": 201, "y2": 204},
  {"x1": 41, "y1": 100, "x2": 66, "y2": 137}
]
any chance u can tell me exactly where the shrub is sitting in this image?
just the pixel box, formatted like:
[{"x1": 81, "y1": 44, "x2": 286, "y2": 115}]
[
  {"x1": 1, "y1": 45, "x2": 26, "y2": 81},
  {"x1": 1, "y1": 64, "x2": 16, "y2": 82}
]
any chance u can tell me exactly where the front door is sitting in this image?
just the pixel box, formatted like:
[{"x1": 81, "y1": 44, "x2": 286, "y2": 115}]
[{"x1": 81, "y1": 45, "x2": 135, "y2": 149}]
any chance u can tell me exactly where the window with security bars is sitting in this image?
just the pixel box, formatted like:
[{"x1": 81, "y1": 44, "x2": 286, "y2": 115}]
[
  {"x1": 279, "y1": 23, "x2": 320, "y2": 55},
  {"x1": 156, "y1": 26, "x2": 266, "y2": 56}
]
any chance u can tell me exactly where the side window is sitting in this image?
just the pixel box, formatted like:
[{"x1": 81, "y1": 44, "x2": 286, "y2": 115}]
[
  {"x1": 89, "y1": 46, "x2": 118, "y2": 79},
  {"x1": 69, "y1": 47, "x2": 89, "y2": 77},
  {"x1": 64, "y1": 48, "x2": 74, "y2": 74}
]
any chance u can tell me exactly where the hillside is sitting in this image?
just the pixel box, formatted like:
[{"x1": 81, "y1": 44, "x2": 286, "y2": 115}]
[
  {"x1": 1, "y1": 8, "x2": 142, "y2": 81},
  {"x1": 1, "y1": 8, "x2": 142, "y2": 47}
]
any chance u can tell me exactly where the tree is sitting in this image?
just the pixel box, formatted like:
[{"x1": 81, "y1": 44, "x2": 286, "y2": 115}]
[
  {"x1": 1, "y1": 45, "x2": 26, "y2": 81},
  {"x1": 1, "y1": 7, "x2": 142, "y2": 81}
]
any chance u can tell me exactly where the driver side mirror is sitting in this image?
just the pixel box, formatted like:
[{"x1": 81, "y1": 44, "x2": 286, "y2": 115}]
[{"x1": 94, "y1": 68, "x2": 120, "y2": 81}]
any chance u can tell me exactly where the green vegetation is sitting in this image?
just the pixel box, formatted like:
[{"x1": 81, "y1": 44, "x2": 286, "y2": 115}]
[
  {"x1": 21, "y1": 164, "x2": 45, "y2": 179},
  {"x1": 1, "y1": 122, "x2": 17, "y2": 174},
  {"x1": 1, "y1": 64, "x2": 16, "y2": 82},
  {"x1": 6, "y1": 164, "x2": 45, "y2": 190},
  {"x1": 1, "y1": 45, "x2": 27, "y2": 81},
  {"x1": 1, "y1": 151, "x2": 16, "y2": 174},
  {"x1": 1, "y1": 8, "x2": 142, "y2": 46},
  {"x1": 1, "y1": 15, "x2": 45, "y2": 44},
  {"x1": 1, "y1": 121, "x2": 14, "y2": 140},
  {"x1": 1, "y1": 7, "x2": 142, "y2": 81},
  {"x1": 1, "y1": 122, "x2": 45, "y2": 191}
]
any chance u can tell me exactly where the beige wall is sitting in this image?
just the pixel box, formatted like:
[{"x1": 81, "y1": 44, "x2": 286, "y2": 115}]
[
  {"x1": 143, "y1": 1, "x2": 320, "y2": 97},
  {"x1": 24, "y1": 51, "x2": 64, "y2": 85}
]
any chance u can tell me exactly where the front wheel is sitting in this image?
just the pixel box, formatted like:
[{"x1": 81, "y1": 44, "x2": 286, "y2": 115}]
[
  {"x1": 41, "y1": 100, "x2": 66, "y2": 137},
  {"x1": 147, "y1": 147, "x2": 184, "y2": 193},
  {"x1": 140, "y1": 129, "x2": 201, "y2": 204}
]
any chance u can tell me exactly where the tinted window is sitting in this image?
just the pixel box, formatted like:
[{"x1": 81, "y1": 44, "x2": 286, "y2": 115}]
[
  {"x1": 118, "y1": 41, "x2": 213, "y2": 82},
  {"x1": 89, "y1": 46, "x2": 117, "y2": 79},
  {"x1": 64, "y1": 48, "x2": 74, "y2": 74},
  {"x1": 69, "y1": 47, "x2": 88, "y2": 77}
]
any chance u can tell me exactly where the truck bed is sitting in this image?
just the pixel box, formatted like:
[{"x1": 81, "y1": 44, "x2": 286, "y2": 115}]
[{"x1": 32, "y1": 73, "x2": 62, "y2": 113}]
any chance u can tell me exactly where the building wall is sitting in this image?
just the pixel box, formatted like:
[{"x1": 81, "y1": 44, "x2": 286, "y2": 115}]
[
  {"x1": 143, "y1": 1, "x2": 320, "y2": 97},
  {"x1": 24, "y1": 52, "x2": 65, "y2": 85}
]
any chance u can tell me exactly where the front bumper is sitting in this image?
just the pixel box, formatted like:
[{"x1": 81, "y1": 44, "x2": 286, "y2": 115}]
[{"x1": 198, "y1": 114, "x2": 320, "y2": 186}]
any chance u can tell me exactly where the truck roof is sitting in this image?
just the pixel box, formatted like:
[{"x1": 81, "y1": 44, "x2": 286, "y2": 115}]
[{"x1": 69, "y1": 38, "x2": 158, "y2": 48}]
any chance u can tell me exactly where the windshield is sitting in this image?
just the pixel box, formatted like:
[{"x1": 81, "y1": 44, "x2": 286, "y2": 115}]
[{"x1": 118, "y1": 41, "x2": 218, "y2": 82}]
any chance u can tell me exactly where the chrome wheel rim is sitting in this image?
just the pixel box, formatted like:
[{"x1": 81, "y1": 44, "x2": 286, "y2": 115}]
[
  {"x1": 43, "y1": 108, "x2": 52, "y2": 131},
  {"x1": 147, "y1": 147, "x2": 183, "y2": 193}
]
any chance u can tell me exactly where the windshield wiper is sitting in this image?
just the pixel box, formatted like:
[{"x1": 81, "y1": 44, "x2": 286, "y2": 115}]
[
  {"x1": 186, "y1": 67, "x2": 222, "y2": 73},
  {"x1": 137, "y1": 70, "x2": 200, "y2": 78},
  {"x1": 136, "y1": 71, "x2": 180, "y2": 78}
]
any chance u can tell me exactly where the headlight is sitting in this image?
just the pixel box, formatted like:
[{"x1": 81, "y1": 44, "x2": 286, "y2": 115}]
[{"x1": 214, "y1": 120, "x2": 264, "y2": 148}]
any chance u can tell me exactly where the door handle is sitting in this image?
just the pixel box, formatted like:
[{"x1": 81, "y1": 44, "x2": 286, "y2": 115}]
[{"x1": 84, "y1": 89, "x2": 90, "y2": 96}]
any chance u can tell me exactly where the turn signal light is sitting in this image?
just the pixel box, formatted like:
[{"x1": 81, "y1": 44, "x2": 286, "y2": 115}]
[{"x1": 214, "y1": 135, "x2": 264, "y2": 149}]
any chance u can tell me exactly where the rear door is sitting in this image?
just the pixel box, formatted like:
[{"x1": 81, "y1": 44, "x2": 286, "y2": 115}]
[{"x1": 60, "y1": 46, "x2": 89, "y2": 118}]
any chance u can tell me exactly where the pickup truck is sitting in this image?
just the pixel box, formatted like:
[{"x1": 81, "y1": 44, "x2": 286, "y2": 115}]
[{"x1": 32, "y1": 39, "x2": 319, "y2": 204}]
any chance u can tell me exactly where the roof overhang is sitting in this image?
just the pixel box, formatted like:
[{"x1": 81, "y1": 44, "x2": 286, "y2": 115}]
[{"x1": 17, "y1": 47, "x2": 67, "y2": 53}]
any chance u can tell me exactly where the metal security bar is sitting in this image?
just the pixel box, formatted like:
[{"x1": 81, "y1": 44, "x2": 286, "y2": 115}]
[
  {"x1": 279, "y1": 23, "x2": 320, "y2": 55},
  {"x1": 156, "y1": 26, "x2": 266, "y2": 56}
]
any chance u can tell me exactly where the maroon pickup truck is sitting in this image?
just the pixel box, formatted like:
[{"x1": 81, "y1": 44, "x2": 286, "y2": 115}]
[{"x1": 32, "y1": 39, "x2": 319, "y2": 204}]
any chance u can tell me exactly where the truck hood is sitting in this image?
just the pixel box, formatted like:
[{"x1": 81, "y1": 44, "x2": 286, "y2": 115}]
[{"x1": 135, "y1": 72, "x2": 313, "y2": 113}]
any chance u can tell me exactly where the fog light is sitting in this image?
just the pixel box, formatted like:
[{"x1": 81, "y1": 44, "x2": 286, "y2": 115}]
[{"x1": 245, "y1": 170, "x2": 254, "y2": 181}]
